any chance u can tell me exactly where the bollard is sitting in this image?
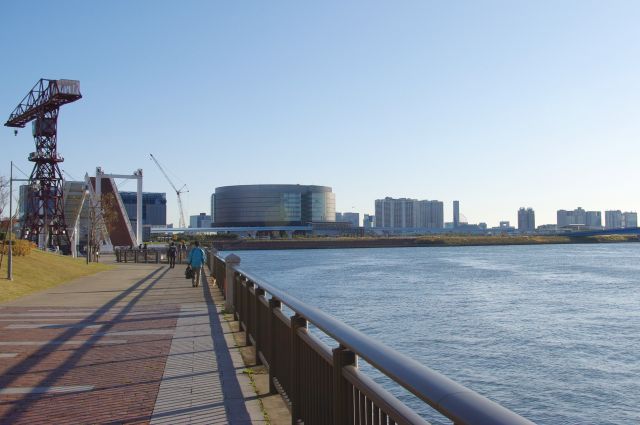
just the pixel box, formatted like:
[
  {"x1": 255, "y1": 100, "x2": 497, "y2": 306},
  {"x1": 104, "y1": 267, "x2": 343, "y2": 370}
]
[{"x1": 224, "y1": 254, "x2": 241, "y2": 313}]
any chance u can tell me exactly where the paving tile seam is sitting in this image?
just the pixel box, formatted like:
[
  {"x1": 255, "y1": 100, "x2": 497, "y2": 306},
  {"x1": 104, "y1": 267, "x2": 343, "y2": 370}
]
[
  {"x1": 0, "y1": 386, "x2": 95, "y2": 395},
  {"x1": 0, "y1": 340, "x2": 128, "y2": 346},
  {"x1": 150, "y1": 303, "x2": 227, "y2": 424}
]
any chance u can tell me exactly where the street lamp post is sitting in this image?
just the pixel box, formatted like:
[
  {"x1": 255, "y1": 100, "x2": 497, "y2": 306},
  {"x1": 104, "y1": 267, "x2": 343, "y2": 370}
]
[
  {"x1": 7, "y1": 161, "x2": 13, "y2": 281},
  {"x1": 7, "y1": 162, "x2": 32, "y2": 281}
]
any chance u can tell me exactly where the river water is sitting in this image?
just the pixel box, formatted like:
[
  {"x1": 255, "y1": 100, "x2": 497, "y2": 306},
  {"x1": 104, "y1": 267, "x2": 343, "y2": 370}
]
[{"x1": 223, "y1": 244, "x2": 640, "y2": 424}]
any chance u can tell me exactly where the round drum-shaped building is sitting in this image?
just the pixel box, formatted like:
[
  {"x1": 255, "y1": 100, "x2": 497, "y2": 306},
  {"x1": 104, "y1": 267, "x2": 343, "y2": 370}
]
[{"x1": 213, "y1": 184, "x2": 335, "y2": 226}]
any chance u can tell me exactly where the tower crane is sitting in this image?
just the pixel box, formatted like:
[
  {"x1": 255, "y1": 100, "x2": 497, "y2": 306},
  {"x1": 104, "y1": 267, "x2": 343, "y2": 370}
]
[
  {"x1": 149, "y1": 154, "x2": 188, "y2": 228},
  {"x1": 4, "y1": 79, "x2": 82, "y2": 249}
]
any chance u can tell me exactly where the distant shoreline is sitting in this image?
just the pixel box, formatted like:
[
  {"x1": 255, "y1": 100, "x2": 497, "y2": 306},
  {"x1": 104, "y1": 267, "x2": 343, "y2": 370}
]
[{"x1": 211, "y1": 234, "x2": 640, "y2": 251}]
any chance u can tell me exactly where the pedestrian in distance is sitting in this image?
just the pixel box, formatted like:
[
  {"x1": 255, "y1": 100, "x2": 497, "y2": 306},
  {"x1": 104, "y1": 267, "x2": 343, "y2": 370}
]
[
  {"x1": 187, "y1": 241, "x2": 206, "y2": 288},
  {"x1": 167, "y1": 242, "x2": 177, "y2": 268},
  {"x1": 181, "y1": 242, "x2": 188, "y2": 262}
]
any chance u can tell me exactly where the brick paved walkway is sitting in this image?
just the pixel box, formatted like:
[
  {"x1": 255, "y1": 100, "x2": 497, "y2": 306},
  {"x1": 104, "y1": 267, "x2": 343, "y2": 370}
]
[{"x1": 0, "y1": 260, "x2": 253, "y2": 424}]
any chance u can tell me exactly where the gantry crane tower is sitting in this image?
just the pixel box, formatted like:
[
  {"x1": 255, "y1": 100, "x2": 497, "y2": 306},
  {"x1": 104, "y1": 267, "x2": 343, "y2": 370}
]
[
  {"x1": 149, "y1": 154, "x2": 188, "y2": 228},
  {"x1": 4, "y1": 79, "x2": 82, "y2": 248}
]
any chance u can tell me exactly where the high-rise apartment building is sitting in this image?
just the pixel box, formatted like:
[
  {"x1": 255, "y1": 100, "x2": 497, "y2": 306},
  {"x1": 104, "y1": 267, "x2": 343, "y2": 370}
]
[
  {"x1": 585, "y1": 211, "x2": 602, "y2": 228},
  {"x1": 375, "y1": 197, "x2": 443, "y2": 229},
  {"x1": 557, "y1": 207, "x2": 586, "y2": 227},
  {"x1": 453, "y1": 200, "x2": 460, "y2": 228},
  {"x1": 623, "y1": 211, "x2": 637, "y2": 228},
  {"x1": 605, "y1": 210, "x2": 623, "y2": 229},
  {"x1": 417, "y1": 200, "x2": 444, "y2": 228},
  {"x1": 517, "y1": 207, "x2": 535, "y2": 232}
]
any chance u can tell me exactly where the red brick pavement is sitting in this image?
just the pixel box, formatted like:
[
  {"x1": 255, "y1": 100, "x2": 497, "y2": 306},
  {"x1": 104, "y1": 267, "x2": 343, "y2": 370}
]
[{"x1": 0, "y1": 305, "x2": 181, "y2": 424}]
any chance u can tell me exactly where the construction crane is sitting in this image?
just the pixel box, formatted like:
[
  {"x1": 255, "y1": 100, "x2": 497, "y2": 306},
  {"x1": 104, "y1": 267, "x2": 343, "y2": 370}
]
[
  {"x1": 4, "y1": 79, "x2": 82, "y2": 249},
  {"x1": 149, "y1": 154, "x2": 188, "y2": 228}
]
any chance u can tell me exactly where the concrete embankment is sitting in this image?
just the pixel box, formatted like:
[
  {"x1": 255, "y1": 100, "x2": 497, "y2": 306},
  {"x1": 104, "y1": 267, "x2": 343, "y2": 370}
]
[{"x1": 211, "y1": 235, "x2": 639, "y2": 251}]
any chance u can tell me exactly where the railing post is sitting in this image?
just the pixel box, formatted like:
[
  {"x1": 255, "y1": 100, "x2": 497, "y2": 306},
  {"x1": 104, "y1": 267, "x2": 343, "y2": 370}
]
[
  {"x1": 134, "y1": 250, "x2": 138, "y2": 263},
  {"x1": 220, "y1": 259, "x2": 227, "y2": 296},
  {"x1": 209, "y1": 246, "x2": 217, "y2": 273},
  {"x1": 290, "y1": 314, "x2": 307, "y2": 425},
  {"x1": 224, "y1": 254, "x2": 241, "y2": 313},
  {"x1": 245, "y1": 280, "x2": 254, "y2": 347},
  {"x1": 254, "y1": 287, "x2": 265, "y2": 365},
  {"x1": 268, "y1": 297, "x2": 281, "y2": 394},
  {"x1": 333, "y1": 345, "x2": 357, "y2": 425}
]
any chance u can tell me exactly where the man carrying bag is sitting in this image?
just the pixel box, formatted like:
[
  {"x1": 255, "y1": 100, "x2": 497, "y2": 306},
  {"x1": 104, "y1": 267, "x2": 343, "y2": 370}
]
[{"x1": 187, "y1": 241, "x2": 206, "y2": 288}]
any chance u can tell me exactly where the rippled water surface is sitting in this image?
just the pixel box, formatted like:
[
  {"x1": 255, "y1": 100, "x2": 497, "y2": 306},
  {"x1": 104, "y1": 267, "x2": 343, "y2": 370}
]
[{"x1": 223, "y1": 244, "x2": 640, "y2": 424}]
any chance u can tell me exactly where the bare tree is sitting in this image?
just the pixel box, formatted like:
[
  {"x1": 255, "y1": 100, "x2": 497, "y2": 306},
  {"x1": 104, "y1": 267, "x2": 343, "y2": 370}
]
[
  {"x1": 0, "y1": 176, "x2": 8, "y2": 219},
  {"x1": 101, "y1": 192, "x2": 120, "y2": 236}
]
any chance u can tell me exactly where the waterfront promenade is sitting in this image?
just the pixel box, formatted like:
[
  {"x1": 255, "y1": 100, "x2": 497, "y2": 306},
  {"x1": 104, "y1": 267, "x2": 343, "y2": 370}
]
[{"x1": 0, "y1": 258, "x2": 263, "y2": 424}]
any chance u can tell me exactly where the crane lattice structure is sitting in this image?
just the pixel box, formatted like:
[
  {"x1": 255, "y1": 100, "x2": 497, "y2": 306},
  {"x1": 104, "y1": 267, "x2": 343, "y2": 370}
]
[
  {"x1": 149, "y1": 154, "x2": 188, "y2": 229},
  {"x1": 4, "y1": 79, "x2": 82, "y2": 249}
]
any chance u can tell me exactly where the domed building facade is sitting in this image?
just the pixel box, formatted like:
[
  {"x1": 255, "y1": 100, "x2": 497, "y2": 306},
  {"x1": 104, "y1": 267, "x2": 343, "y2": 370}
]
[{"x1": 213, "y1": 184, "x2": 335, "y2": 227}]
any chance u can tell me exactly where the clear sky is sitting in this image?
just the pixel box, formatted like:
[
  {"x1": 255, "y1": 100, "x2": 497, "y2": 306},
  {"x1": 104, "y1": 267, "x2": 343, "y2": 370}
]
[{"x1": 2, "y1": 1, "x2": 640, "y2": 227}]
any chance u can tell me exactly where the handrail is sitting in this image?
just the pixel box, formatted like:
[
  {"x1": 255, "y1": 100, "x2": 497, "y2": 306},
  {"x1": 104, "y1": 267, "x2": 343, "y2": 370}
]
[{"x1": 231, "y1": 262, "x2": 534, "y2": 425}]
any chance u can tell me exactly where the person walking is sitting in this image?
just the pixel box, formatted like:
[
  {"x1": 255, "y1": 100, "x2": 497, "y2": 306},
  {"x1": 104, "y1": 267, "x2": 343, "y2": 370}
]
[
  {"x1": 167, "y1": 242, "x2": 177, "y2": 268},
  {"x1": 187, "y1": 241, "x2": 206, "y2": 287},
  {"x1": 180, "y1": 242, "x2": 187, "y2": 263}
]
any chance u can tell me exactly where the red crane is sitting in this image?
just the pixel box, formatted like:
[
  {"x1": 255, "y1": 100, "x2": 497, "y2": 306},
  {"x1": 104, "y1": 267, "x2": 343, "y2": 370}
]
[{"x1": 4, "y1": 79, "x2": 82, "y2": 249}]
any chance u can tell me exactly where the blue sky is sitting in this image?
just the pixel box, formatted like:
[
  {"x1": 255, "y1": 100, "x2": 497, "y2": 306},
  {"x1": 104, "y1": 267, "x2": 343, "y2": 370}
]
[{"x1": 2, "y1": 1, "x2": 640, "y2": 226}]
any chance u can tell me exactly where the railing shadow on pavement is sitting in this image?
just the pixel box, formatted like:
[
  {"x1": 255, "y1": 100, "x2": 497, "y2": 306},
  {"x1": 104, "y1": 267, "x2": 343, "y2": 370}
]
[{"x1": 0, "y1": 266, "x2": 169, "y2": 424}]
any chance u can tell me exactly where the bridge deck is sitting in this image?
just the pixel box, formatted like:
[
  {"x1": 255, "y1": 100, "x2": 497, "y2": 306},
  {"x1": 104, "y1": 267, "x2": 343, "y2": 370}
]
[{"x1": 0, "y1": 259, "x2": 261, "y2": 424}]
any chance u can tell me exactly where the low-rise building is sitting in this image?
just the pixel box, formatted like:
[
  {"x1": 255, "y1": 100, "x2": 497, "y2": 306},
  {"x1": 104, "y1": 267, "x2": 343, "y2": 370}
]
[
  {"x1": 363, "y1": 214, "x2": 375, "y2": 229},
  {"x1": 189, "y1": 213, "x2": 212, "y2": 228},
  {"x1": 336, "y1": 212, "x2": 360, "y2": 227}
]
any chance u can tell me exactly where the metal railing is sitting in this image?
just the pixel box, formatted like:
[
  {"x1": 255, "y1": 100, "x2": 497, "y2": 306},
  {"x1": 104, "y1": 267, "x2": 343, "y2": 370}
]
[
  {"x1": 114, "y1": 248, "x2": 188, "y2": 264},
  {"x1": 206, "y1": 249, "x2": 535, "y2": 425}
]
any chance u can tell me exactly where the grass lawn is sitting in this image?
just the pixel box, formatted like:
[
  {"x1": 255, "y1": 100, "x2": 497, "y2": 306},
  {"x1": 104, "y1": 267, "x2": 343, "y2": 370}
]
[{"x1": 0, "y1": 249, "x2": 113, "y2": 303}]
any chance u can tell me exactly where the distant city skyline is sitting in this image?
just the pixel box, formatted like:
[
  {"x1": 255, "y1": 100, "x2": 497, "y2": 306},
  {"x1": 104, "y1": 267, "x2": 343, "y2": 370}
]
[{"x1": 2, "y1": 2, "x2": 640, "y2": 227}]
